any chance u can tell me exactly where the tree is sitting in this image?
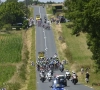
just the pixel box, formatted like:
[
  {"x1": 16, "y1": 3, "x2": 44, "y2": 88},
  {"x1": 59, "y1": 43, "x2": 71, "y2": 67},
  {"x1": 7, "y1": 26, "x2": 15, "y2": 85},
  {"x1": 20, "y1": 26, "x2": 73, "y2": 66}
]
[
  {"x1": 0, "y1": 1, "x2": 27, "y2": 30},
  {"x1": 64, "y1": 0, "x2": 100, "y2": 71},
  {"x1": 6, "y1": 0, "x2": 18, "y2": 2}
]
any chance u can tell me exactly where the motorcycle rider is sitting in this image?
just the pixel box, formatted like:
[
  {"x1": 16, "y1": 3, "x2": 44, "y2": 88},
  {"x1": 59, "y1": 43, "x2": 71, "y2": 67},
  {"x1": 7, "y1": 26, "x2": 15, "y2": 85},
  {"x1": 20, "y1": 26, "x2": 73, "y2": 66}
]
[
  {"x1": 40, "y1": 70, "x2": 45, "y2": 78},
  {"x1": 46, "y1": 70, "x2": 52, "y2": 81},
  {"x1": 65, "y1": 70, "x2": 71, "y2": 80},
  {"x1": 53, "y1": 53, "x2": 57, "y2": 58},
  {"x1": 59, "y1": 64, "x2": 64, "y2": 72},
  {"x1": 71, "y1": 72, "x2": 78, "y2": 84}
]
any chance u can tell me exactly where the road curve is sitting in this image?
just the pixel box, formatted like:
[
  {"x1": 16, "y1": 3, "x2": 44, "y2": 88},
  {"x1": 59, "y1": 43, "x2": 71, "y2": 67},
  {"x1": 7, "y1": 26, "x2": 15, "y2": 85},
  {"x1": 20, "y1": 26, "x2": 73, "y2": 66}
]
[{"x1": 34, "y1": 6, "x2": 94, "y2": 90}]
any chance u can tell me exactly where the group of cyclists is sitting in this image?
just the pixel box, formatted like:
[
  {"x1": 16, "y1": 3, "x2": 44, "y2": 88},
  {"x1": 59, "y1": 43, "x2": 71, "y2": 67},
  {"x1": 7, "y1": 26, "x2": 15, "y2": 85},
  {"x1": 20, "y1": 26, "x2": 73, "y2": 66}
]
[
  {"x1": 36, "y1": 15, "x2": 51, "y2": 29},
  {"x1": 36, "y1": 53, "x2": 64, "y2": 72}
]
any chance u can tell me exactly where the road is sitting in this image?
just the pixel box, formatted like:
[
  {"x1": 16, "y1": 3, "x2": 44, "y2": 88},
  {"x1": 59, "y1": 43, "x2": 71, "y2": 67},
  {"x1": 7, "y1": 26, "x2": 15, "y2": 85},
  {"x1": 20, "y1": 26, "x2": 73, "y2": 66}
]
[{"x1": 34, "y1": 6, "x2": 94, "y2": 90}]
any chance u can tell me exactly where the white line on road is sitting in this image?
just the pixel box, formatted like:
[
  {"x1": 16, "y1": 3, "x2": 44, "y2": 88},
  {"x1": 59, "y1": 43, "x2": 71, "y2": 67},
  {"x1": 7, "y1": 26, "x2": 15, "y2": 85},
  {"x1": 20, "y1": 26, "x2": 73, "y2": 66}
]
[
  {"x1": 43, "y1": 29, "x2": 48, "y2": 51},
  {"x1": 39, "y1": 7, "x2": 41, "y2": 18},
  {"x1": 39, "y1": 6, "x2": 48, "y2": 53}
]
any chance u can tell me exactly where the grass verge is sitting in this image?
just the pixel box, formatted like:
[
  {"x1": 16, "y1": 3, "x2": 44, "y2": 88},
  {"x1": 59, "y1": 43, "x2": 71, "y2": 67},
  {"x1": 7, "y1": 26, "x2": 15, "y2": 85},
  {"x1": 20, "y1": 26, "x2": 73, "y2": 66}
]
[
  {"x1": 27, "y1": 6, "x2": 36, "y2": 90},
  {"x1": 27, "y1": 26, "x2": 36, "y2": 90}
]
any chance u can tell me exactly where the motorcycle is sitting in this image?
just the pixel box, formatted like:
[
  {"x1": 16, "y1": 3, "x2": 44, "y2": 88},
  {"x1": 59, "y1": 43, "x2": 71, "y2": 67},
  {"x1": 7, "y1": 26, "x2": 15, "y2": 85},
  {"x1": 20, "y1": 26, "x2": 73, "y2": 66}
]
[
  {"x1": 72, "y1": 76, "x2": 78, "y2": 85},
  {"x1": 60, "y1": 67, "x2": 64, "y2": 72},
  {"x1": 40, "y1": 74, "x2": 46, "y2": 83},
  {"x1": 48, "y1": 76, "x2": 52, "y2": 82},
  {"x1": 46, "y1": 72, "x2": 52, "y2": 82},
  {"x1": 65, "y1": 74, "x2": 71, "y2": 80},
  {"x1": 40, "y1": 77, "x2": 45, "y2": 83}
]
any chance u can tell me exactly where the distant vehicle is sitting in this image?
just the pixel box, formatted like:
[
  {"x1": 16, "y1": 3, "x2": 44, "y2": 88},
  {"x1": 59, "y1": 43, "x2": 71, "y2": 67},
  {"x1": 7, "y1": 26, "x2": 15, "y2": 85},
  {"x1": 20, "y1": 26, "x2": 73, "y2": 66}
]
[
  {"x1": 58, "y1": 16, "x2": 66, "y2": 23},
  {"x1": 36, "y1": 15, "x2": 40, "y2": 20},
  {"x1": 54, "y1": 75, "x2": 67, "y2": 86}
]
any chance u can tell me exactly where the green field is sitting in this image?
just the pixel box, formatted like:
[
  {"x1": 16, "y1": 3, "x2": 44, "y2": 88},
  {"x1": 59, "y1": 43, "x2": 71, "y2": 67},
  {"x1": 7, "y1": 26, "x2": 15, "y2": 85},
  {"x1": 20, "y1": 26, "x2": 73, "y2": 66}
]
[
  {"x1": 0, "y1": 65, "x2": 16, "y2": 87},
  {"x1": 0, "y1": 31, "x2": 22, "y2": 89},
  {"x1": 0, "y1": 34, "x2": 22, "y2": 63}
]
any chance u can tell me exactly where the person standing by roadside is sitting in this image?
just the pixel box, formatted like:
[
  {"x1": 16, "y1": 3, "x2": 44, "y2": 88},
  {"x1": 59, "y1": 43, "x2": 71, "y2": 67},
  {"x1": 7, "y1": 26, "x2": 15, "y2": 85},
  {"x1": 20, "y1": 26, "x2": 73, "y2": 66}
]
[
  {"x1": 85, "y1": 72, "x2": 90, "y2": 83},
  {"x1": 81, "y1": 67, "x2": 84, "y2": 74}
]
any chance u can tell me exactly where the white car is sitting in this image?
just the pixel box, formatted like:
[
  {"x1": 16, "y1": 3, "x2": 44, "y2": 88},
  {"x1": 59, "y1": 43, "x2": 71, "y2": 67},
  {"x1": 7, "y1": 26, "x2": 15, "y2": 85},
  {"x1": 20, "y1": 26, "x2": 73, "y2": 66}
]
[{"x1": 54, "y1": 75, "x2": 67, "y2": 86}]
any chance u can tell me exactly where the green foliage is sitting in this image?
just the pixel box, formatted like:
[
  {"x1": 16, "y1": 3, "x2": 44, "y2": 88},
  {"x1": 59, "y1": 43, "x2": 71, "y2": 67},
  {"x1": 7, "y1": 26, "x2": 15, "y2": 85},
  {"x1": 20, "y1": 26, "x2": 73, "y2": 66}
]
[
  {"x1": 6, "y1": 0, "x2": 18, "y2": 2},
  {"x1": 0, "y1": 1, "x2": 30, "y2": 29},
  {"x1": 23, "y1": 20, "x2": 29, "y2": 29},
  {"x1": 0, "y1": 2, "x2": 24, "y2": 24},
  {"x1": 0, "y1": 66, "x2": 16, "y2": 87},
  {"x1": 0, "y1": 34, "x2": 22, "y2": 63},
  {"x1": 64, "y1": 0, "x2": 100, "y2": 70},
  {"x1": 3, "y1": 24, "x2": 12, "y2": 31}
]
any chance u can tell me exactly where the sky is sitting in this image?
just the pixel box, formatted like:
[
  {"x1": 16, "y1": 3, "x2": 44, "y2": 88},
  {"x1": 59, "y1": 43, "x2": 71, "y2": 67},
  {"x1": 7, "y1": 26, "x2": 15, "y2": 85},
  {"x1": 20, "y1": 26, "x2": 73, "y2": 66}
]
[{"x1": 1, "y1": 0, "x2": 64, "y2": 3}]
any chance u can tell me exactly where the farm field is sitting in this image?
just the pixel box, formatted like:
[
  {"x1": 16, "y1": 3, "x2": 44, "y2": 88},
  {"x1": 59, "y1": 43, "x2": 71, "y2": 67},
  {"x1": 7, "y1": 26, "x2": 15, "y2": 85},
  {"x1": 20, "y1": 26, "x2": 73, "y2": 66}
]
[{"x1": 0, "y1": 31, "x2": 23, "y2": 89}]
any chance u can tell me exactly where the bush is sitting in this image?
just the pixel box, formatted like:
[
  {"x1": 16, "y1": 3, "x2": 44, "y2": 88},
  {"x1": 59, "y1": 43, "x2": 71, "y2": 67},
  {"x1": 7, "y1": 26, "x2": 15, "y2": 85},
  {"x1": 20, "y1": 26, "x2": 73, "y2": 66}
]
[
  {"x1": 3, "y1": 24, "x2": 12, "y2": 31},
  {"x1": 22, "y1": 20, "x2": 29, "y2": 29}
]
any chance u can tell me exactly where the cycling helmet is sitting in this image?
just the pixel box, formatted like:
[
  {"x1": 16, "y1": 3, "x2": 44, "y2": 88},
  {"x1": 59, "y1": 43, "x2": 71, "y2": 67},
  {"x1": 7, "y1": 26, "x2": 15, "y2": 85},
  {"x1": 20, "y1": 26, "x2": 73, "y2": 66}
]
[
  {"x1": 66, "y1": 70, "x2": 69, "y2": 72},
  {"x1": 72, "y1": 71, "x2": 74, "y2": 73}
]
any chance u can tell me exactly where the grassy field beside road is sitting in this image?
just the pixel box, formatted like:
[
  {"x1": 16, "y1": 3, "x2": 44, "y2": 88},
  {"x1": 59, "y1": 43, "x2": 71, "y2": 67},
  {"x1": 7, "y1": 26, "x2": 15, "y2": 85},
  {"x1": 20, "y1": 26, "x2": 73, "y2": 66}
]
[
  {"x1": 0, "y1": 31, "x2": 23, "y2": 90},
  {"x1": 0, "y1": 34, "x2": 22, "y2": 63},
  {"x1": 0, "y1": 6, "x2": 36, "y2": 90}
]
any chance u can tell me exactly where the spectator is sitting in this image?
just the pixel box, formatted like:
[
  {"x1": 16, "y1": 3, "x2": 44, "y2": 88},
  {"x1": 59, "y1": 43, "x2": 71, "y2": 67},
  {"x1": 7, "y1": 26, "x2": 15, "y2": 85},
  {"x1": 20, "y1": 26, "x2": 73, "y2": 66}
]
[
  {"x1": 85, "y1": 72, "x2": 90, "y2": 83},
  {"x1": 81, "y1": 67, "x2": 84, "y2": 74}
]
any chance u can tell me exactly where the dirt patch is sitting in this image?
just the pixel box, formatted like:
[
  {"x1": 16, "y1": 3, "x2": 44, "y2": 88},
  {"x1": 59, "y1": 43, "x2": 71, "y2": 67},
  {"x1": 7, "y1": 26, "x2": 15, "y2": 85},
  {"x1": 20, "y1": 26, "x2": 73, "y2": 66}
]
[
  {"x1": 61, "y1": 43, "x2": 67, "y2": 50},
  {"x1": 56, "y1": 24, "x2": 62, "y2": 32}
]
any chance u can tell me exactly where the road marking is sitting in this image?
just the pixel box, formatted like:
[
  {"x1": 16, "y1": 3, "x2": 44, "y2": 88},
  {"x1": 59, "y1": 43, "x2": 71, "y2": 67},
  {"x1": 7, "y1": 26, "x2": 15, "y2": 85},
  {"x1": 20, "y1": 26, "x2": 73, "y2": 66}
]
[
  {"x1": 39, "y1": 7, "x2": 41, "y2": 18},
  {"x1": 43, "y1": 29, "x2": 48, "y2": 51}
]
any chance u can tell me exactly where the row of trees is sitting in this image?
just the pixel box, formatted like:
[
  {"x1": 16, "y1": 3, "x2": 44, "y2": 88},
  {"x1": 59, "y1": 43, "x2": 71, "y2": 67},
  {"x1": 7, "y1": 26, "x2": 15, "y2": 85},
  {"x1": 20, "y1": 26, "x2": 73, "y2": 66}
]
[
  {"x1": 64, "y1": 0, "x2": 100, "y2": 71},
  {"x1": 0, "y1": 0, "x2": 30, "y2": 30}
]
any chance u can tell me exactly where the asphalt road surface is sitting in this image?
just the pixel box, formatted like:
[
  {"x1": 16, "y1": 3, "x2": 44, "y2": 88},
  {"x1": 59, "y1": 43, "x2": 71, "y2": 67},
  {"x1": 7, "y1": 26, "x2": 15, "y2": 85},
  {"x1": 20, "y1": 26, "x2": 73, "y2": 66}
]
[{"x1": 34, "y1": 6, "x2": 94, "y2": 90}]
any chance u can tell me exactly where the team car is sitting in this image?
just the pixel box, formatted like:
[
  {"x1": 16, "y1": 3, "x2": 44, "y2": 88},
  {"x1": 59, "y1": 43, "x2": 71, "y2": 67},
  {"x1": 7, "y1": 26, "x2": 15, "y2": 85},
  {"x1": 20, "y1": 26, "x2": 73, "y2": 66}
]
[
  {"x1": 36, "y1": 15, "x2": 40, "y2": 20},
  {"x1": 38, "y1": 51, "x2": 45, "y2": 59},
  {"x1": 53, "y1": 75, "x2": 67, "y2": 87},
  {"x1": 50, "y1": 83, "x2": 65, "y2": 90}
]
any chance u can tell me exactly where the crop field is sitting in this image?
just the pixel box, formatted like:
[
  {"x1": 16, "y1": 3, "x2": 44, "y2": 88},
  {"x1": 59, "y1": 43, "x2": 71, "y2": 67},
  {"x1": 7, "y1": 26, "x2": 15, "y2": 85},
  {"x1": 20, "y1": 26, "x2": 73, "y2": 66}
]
[
  {"x1": 0, "y1": 31, "x2": 23, "y2": 89},
  {"x1": 0, "y1": 34, "x2": 22, "y2": 63},
  {"x1": 0, "y1": 65, "x2": 16, "y2": 87}
]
